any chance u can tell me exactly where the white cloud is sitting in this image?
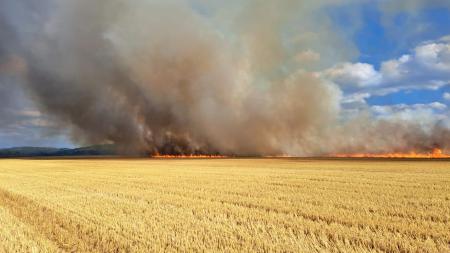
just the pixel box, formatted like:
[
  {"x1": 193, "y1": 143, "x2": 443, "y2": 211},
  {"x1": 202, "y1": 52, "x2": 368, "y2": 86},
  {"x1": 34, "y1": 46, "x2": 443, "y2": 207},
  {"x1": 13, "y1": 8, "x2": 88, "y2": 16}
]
[
  {"x1": 323, "y1": 35, "x2": 450, "y2": 99},
  {"x1": 429, "y1": 102, "x2": 448, "y2": 110},
  {"x1": 379, "y1": 37, "x2": 450, "y2": 84},
  {"x1": 17, "y1": 109, "x2": 42, "y2": 117},
  {"x1": 372, "y1": 102, "x2": 447, "y2": 114},
  {"x1": 440, "y1": 35, "x2": 450, "y2": 43},
  {"x1": 444, "y1": 92, "x2": 450, "y2": 100},
  {"x1": 323, "y1": 62, "x2": 382, "y2": 88},
  {"x1": 341, "y1": 92, "x2": 371, "y2": 104},
  {"x1": 380, "y1": 55, "x2": 411, "y2": 80},
  {"x1": 414, "y1": 42, "x2": 450, "y2": 72}
]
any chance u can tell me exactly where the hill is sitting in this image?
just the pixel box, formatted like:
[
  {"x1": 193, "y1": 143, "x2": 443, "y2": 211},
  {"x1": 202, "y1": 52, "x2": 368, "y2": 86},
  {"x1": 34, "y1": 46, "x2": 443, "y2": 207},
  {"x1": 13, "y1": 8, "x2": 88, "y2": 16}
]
[{"x1": 0, "y1": 145, "x2": 117, "y2": 158}]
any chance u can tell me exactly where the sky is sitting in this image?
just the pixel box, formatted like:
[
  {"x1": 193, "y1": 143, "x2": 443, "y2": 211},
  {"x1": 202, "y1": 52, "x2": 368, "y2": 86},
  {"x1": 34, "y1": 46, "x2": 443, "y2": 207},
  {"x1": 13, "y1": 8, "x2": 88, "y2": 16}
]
[
  {"x1": 0, "y1": 0, "x2": 450, "y2": 152},
  {"x1": 324, "y1": 2, "x2": 450, "y2": 132}
]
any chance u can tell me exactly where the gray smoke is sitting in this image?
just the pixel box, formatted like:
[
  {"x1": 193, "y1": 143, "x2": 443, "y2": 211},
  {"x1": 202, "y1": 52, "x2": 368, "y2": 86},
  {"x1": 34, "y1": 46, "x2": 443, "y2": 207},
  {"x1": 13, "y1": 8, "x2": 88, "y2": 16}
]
[{"x1": 0, "y1": 0, "x2": 449, "y2": 155}]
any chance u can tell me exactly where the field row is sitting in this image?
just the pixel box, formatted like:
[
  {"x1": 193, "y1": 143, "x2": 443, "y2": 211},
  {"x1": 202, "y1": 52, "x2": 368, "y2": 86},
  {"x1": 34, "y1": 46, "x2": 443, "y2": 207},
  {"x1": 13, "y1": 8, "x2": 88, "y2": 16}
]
[{"x1": 0, "y1": 159, "x2": 449, "y2": 252}]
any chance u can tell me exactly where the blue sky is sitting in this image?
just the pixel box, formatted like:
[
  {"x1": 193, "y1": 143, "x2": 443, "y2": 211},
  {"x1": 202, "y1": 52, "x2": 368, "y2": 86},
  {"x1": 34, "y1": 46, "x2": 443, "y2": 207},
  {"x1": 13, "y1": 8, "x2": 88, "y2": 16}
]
[
  {"x1": 354, "y1": 6, "x2": 450, "y2": 66},
  {"x1": 325, "y1": 2, "x2": 450, "y2": 111}
]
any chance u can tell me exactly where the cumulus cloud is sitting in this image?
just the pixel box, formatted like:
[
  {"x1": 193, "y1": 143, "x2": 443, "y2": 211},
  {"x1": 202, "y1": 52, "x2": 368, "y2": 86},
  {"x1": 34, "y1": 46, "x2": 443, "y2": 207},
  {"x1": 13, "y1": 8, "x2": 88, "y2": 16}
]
[
  {"x1": 324, "y1": 36, "x2": 450, "y2": 95},
  {"x1": 372, "y1": 102, "x2": 447, "y2": 116},
  {"x1": 341, "y1": 92, "x2": 371, "y2": 104},
  {"x1": 323, "y1": 62, "x2": 382, "y2": 88},
  {"x1": 444, "y1": 92, "x2": 450, "y2": 100},
  {"x1": 382, "y1": 37, "x2": 450, "y2": 80}
]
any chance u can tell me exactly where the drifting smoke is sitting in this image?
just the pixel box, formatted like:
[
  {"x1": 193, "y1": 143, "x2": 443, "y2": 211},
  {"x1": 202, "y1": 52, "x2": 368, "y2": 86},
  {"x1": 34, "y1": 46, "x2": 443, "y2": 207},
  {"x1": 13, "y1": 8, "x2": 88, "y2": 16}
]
[{"x1": 0, "y1": 0, "x2": 449, "y2": 156}]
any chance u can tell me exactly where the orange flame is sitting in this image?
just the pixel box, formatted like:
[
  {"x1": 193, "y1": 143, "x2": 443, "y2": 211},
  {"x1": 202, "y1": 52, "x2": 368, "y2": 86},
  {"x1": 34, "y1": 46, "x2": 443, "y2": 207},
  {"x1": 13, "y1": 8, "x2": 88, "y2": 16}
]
[
  {"x1": 332, "y1": 148, "x2": 450, "y2": 158},
  {"x1": 151, "y1": 153, "x2": 227, "y2": 159}
]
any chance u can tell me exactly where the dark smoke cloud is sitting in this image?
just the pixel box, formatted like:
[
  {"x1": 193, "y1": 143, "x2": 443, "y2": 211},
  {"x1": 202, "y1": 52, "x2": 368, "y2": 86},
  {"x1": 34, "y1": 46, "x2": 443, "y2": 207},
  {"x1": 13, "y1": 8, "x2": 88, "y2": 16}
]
[
  {"x1": 0, "y1": 8, "x2": 28, "y2": 131},
  {"x1": 0, "y1": 0, "x2": 449, "y2": 155}
]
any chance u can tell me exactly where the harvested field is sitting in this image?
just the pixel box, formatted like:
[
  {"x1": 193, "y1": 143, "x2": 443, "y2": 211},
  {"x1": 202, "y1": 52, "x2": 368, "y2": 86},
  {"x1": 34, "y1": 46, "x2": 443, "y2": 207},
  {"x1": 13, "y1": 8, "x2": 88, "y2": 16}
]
[{"x1": 0, "y1": 158, "x2": 449, "y2": 252}]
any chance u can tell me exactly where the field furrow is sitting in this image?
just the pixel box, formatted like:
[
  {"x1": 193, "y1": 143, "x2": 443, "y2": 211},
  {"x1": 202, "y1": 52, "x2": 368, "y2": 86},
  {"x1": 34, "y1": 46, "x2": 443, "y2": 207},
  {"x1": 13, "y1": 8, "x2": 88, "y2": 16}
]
[{"x1": 0, "y1": 159, "x2": 448, "y2": 252}]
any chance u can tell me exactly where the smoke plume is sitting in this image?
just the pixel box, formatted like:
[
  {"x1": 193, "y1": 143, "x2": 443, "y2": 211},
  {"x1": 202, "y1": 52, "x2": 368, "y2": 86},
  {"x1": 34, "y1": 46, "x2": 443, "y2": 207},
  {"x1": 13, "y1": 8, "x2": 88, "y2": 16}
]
[{"x1": 0, "y1": 0, "x2": 449, "y2": 155}]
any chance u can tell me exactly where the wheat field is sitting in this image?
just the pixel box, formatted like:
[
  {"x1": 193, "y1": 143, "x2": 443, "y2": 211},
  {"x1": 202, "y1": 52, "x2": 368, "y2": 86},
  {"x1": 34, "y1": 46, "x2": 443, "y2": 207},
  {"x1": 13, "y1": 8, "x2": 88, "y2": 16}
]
[{"x1": 0, "y1": 158, "x2": 448, "y2": 253}]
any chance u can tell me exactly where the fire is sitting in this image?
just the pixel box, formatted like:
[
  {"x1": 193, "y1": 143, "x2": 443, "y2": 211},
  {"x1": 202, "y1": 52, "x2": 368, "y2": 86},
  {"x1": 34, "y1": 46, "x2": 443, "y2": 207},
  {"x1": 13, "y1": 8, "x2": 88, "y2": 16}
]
[
  {"x1": 333, "y1": 148, "x2": 450, "y2": 158},
  {"x1": 151, "y1": 153, "x2": 227, "y2": 159}
]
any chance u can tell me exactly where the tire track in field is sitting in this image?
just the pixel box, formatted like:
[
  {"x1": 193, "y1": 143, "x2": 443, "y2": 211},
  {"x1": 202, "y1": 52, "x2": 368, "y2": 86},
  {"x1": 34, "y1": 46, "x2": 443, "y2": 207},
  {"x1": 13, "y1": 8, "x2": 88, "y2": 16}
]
[{"x1": 0, "y1": 187, "x2": 132, "y2": 253}]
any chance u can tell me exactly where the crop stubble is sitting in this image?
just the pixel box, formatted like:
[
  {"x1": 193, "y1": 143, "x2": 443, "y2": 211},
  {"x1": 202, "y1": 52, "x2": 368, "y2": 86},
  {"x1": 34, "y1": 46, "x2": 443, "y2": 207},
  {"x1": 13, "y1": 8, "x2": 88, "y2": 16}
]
[{"x1": 0, "y1": 158, "x2": 448, "y2": 252}]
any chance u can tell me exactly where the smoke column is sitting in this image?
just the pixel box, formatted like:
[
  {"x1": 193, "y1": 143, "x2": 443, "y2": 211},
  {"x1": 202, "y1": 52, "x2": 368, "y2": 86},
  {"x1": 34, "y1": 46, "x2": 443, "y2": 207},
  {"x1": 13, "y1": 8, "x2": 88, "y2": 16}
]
[{"x1": 0, "y1": 0, "x2": 449, "y2": 155}]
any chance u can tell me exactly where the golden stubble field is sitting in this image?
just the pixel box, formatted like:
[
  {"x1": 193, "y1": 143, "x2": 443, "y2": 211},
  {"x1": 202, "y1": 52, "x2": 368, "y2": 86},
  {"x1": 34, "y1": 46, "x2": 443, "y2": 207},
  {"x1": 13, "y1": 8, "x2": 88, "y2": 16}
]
[{"x1": 0, "y1": 158, "x2": 449, "y2": 253}]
